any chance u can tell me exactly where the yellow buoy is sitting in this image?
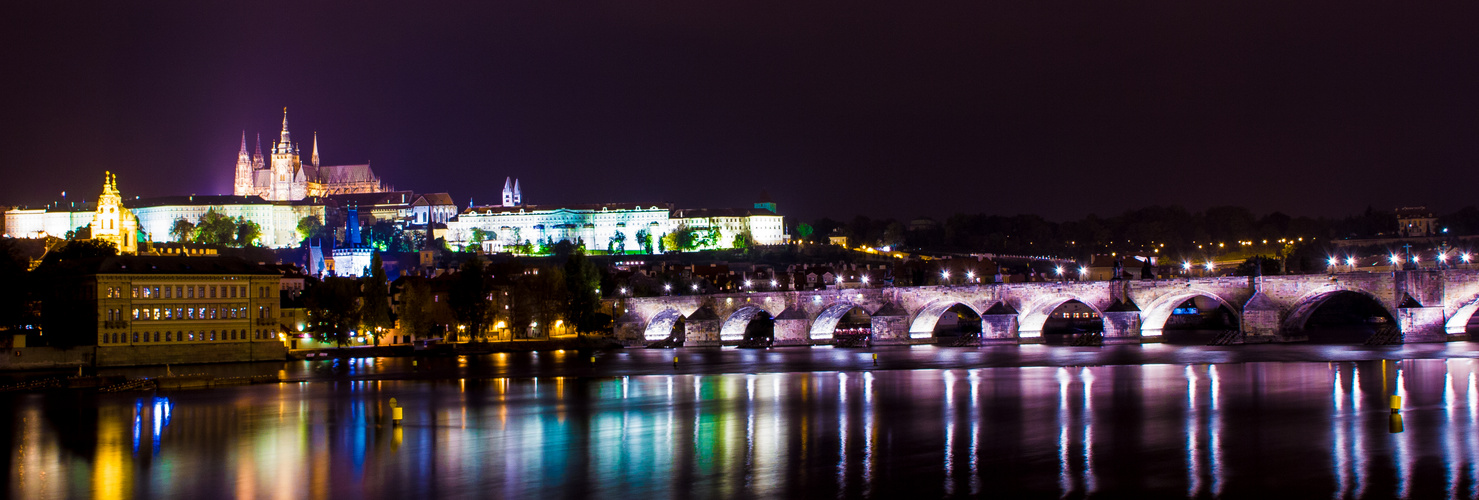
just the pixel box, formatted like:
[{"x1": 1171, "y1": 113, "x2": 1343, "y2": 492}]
[{"x1": 1390, "y1": 395, "x2": 1402, "y2": 412}]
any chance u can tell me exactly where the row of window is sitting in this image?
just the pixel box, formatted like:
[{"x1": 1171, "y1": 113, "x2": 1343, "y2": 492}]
[
  {"x1": 112, "y1": 284, "x2": 270, "y2": 300},
  {"x1": 103, "y1": 305, "x2": 271, "y2": 322},
  {"x1": 100, "y1": 328, "x2": 275, "y2": 344},
  {"x1": 1055, "y1": 312, "x2": 1101, "y2": 319}
]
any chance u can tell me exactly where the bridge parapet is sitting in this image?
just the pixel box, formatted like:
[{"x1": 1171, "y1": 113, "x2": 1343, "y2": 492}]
[{"x1": 610, "y1": 270, "x2": 1479, "y2": 347}]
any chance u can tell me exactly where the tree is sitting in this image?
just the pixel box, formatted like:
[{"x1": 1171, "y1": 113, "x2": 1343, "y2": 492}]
[
  {"x1": 563, "y1": 250, "x2": 602, "y2": 335},
  {"x1": 796, "y1": 223, "x2": 814, "y2": 242},
  {"x1": 448, "y1": 253, "x2": 493, "y2": 341},
  {"x1": 194, "y1": 209, "x2": 237, "y2": 245},
  {"x1": 305, "y1": 277, "x2": 361, "y2": 347},
  {"x1": 664, "y1": 223, "x2": 700, "y2": 251},
  {"x1": 635, "y1": 229, "x2": 653, "y2": 254},
  {"x1": 0, "y1": 239, "x2": 30, "y2": 330},
  {"x1": 359, "y1": 253, "x2": 394, "y2": 344},
  {"x1": 296, "y1": 215, "x2": 326, "y2": 244},
  {"x1": 65, "y1": 225, "x2": 91, "y2": 241},
  {"x1": 396, "y1": 280, "x2": 434, "y2": 340},
  {"x1": 608, "y1": 230, "x2": 626, "y2": 254},
  {"x1": 234, "y1": 217, "x2": 262, "y2": 247},
  {"x1": 170, "y1": 218, "x2": 195, "y2": 242}
]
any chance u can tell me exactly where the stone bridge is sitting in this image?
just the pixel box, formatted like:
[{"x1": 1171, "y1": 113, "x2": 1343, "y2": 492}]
[{"x1": 610, "y1": 270, "x2": 1479, "y2": 346}]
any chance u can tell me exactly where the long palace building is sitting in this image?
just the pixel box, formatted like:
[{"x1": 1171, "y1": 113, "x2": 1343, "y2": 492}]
[{"x1": 3, "y1": 108, "x2": 787, "y2": 258}]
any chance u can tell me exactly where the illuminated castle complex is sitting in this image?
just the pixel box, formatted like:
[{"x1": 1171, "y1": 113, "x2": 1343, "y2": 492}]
[{"x1": 233, "y1": 108, "x2": 387, "y2": 201}]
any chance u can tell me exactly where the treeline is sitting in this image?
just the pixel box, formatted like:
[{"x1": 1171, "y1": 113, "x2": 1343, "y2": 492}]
[{"x1": 800, "y1": 205, "x2": 1479, "y2": 257}]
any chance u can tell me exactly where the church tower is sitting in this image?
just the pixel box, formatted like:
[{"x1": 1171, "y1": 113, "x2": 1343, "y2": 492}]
[
  {"x1": 502, "y1": 177, "x2": 515, "y2": 207},
  {"x1": 512, "y1": 178, "x2": 522, "y2": 205},
  {"x1": 311, "y1": 131, "x2": 320, "y2": 168},
  {"x1": 89, "y1": 172, "x2": 139, "y2": 254},
  {"x1": 233, "y1": 131, "x2": 254, "y2": 196},
  {"x1": 269, "y1": 108, "x2": 301, "y2": 201}
]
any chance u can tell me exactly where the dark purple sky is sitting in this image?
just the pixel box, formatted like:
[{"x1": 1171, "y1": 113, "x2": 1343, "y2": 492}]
[{"x1": 3, "y1": 1, "x2": 1478, "y2": 222}]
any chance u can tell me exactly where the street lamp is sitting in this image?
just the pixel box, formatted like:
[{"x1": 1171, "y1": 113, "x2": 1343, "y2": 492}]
[
  {"x1": 770, "y1": 279, "x2": 777, "y2": 288},
  {"x1": 1079, "y1": 266, "x2": 1088, "y2": 280},
  {"x1": 965, "y1": 271, "x2": 975, "y2": 283},
  {"x1": 1327, "y1": 257, "x2": 1337, "y2": 273},
  {"x1": 941, "y1": 270, "x2": 950, "y2": 285},
  {"x1": 663, "y1": 283, "x2": 671, "y2": 295}
]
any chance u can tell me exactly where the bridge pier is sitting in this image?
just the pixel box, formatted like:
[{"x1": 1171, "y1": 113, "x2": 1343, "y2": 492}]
[
  {"x1": 1102, "y1": 311, "x2": 1144, "y2": 344},
  {"x1": 1398, "y1": 306, "x2": 1448, "y2": 343},
  {"x1": 773, "y1": 307, "x2": 811, "y2": 346},
  {"x1": 685, "y1": 308, "x2": 722, "y2": 347},
  {"x1": 870, "y1": 304, "x2": 911, "y2": 345},
  {"x1": 981, "y1": 314, "x2": 1020, "y2": 345}
]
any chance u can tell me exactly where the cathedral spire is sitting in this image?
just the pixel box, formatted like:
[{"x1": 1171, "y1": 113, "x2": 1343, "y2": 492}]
[
  {"x1": 255, "y1": 133, "x2": 262, "y2": 156},
  {"x1": 239, "y1": 131, "x2": 247, "y2": 154},
  {"x1": 279, "y1": 107, "x2": 291, "y2": 146},
  {"x1": 311, "y1": 131, "x2": 320, "y2": 167}
]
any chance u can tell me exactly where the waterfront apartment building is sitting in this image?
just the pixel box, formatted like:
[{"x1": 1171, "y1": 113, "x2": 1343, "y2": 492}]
[{"x1": 40, "y1": 255, "x2": 288, "y2": 366}]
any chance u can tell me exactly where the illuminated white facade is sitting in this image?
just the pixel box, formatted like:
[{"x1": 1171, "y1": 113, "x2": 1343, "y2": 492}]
[{"x1": 445, "y1": 203, "x2": 786, "y2": 253}]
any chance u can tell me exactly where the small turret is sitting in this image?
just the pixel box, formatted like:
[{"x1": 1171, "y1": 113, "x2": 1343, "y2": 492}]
[{"x1": 311, "y1": 131, "x2": 320, "y2": 167}]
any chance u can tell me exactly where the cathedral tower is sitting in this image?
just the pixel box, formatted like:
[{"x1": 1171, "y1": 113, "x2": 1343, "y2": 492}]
[
  {"x1": 233, "y1": 131, "x2": 254, "y2": 196},
  {"x1": 502, "y1": 177, "x2": 515, "y2": 207},
  {"x1": 269, "y1": 108, "x2": 300, "y2": 201}
]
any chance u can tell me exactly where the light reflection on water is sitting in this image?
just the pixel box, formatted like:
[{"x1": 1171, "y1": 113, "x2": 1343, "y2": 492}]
[{"x1": 12, "y1": 359, "x2": 1479, "y2": 498}]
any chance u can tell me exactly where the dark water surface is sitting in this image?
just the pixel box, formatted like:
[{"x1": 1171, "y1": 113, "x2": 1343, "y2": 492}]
[{"x1": 9, "y1": 344, "x2": 1479, "y2": 498}]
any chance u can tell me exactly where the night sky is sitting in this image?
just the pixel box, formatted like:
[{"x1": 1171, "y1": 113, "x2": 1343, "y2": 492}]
[{"x1": 3, "y1": 1, "x2": 1477, "y2": 222}]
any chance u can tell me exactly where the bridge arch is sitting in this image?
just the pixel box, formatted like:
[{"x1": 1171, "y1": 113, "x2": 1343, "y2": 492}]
[
  {"x1": 1281, "y1": 286, "x2": 1397, "y2": 333},
  {"x1": 810, "y1": 302, "x2": 869, "y2": 340},
  {"x1": 643, "y1": 309, "x2": 686, "y2": 342},
  {"x1": 1017, "y1": 294, "x2": 1104, "y2": 339},
  {"x1": 1140, "y1": 289, "x2": 1242, "y2": 337},
  {"x1": 720, "y1": 305, "x2": 776, "y2": 342},
  {"x1": 908, "y1": 300, "x2": 984, "y2": 339},
  {"x1": 1445, "y1": 294, "x2": 1479, "y2": 335}
]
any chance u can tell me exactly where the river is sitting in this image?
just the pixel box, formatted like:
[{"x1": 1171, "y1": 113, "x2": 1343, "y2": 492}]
[{"x1": 7, "y1": 342, "x2": 1479, "y2": 498}]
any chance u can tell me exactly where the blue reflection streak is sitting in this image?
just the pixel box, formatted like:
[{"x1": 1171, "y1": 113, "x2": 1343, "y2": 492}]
[
  {"x1": 1332, "y1": 368, "x2": 1348, "y2": 500},
  {"x1": 1188, "y1": 365, "x2": 1202, "y2": 499},
  {"x1": 1210, "y1": 364, "x2": 1224, "y2": 497},
  {"x1": 1057, "y1": 367, "x2": 1071, "y2": 498},
  {"x1": 1081, "y1": 367, "x2": 1096, "y2": 495},
  {"x1": 133, "y1": 399, "x2": 143, "y2": 455},
  {"x1": 864, "y1": 371, "x2": 875, "y2": 497},
  {"x1": 944, "y1": 370, "x2": 955, "y2": 496},
  {"x1": 1470, "y1": 369, "x2": 1478, "y2": 499},
  {"x1": 1353, "y1": 366, "x2": 1366, "y2": 499},
  {"x1": 1445, "y1": 363, "x2": 1458, "y2": 499},
  {"x1": 838, "y1": 372, "x2": 848, "y2": 495},
  {"x1": 968, "y1": 370, "x2": 980, "y2": 497}
]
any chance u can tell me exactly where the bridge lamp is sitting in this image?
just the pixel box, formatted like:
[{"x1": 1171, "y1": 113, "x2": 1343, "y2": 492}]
[
  {"x1": 966, "y1": 271, "x2": 975, "y2": 281},
  {"x1": 1345, "y1": 257, "x2": 1355, "y2": 267},
  {"x1": 1182, "y1": 262, "x2": 1191, "y2": 271},
  {"x1": 1412, "y1": 255, "x2": 1420, "y2": 263},
  {"x1": 619, "y1": 287, "x2": 627, "y2": 295},
  {"x1": 770, "y1": 279, "x2": 777, "y2": 287},
  {"x1": 663, "y1": 283, "x2": 671, "y2": 292},
  {"x1": 1438, "y1": 253, "x2": 1448, "y2": 263},
  {"x1": 1204, "y1": 262, "x2": 1214, "y2": 271},
  {"x1": 1055, "y1": 266, "x2": 1064, "y2": 276},
  {"x1": 1327, "y1": 257, "x2": 1337, "y2": 268},
  {"x1": 744, "y1": 280, "x2": 752, "y2": 288},
  {"x1": 941, "y1": 270, "x2": 950, "y2": 280},
  {"x1": 860, "y1": 275, "x2": 870, "y2": 284},
  {"x1": 1079, "y1": 266, "x2": 1088, "y2": 277},
  {"x1": 1463, "y1": 253, "x2": 1472, "y2": 263},
  {"x1": 1389, "y1": 255, "x2": 1400, "y2": 265},
  {"x1": 691, "y1": 284, "x2": 699, "y2": 291}
]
